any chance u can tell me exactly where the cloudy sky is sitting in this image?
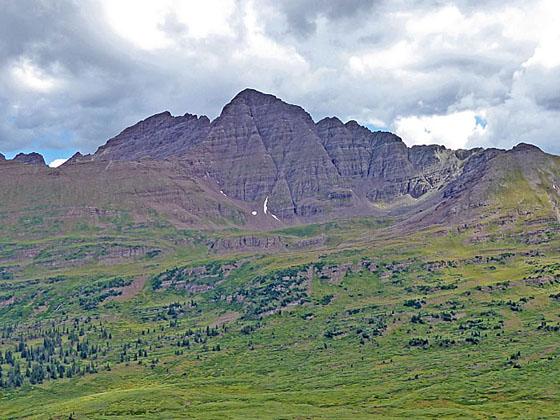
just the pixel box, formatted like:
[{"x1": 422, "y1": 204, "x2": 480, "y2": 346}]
[{"x1": 1, "y1": 0, "x2": 559, "y2": 166}]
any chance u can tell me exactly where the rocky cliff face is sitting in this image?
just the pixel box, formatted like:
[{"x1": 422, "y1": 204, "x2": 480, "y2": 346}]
[
  {"x1": 188, "y1": 89, "x2": 342, "y2": 218},
  {"x1": 84, "y1": 89, "x2": 483, "y2": 220},
  {"x1": 0, "y1": 88, "x2": 556, "y2": 234},
  {"x1": 64, "y1": 152, "x2": 85, "y2": 165},
  {"x1": 39, "y1": 88, "x2": 553, "y2": 226},
  {"x1": 403, "y1": 142, "x2": 560, "y2": 231},
  {"x1": 91, "y1": 112, "x2": 211, "y2": 161},
  {"x1": 315, "y1": 118, "x2": 468, "y2": 202},
  {"x1": 12, "y1": 152, "x2": 46, "y2": 166}
]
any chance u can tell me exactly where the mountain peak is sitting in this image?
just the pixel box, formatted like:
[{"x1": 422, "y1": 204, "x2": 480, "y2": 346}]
[
  {"x1": 55, "y1": 89, "x2": 558, "y2": 223},
  {"x1": 12, "y1": 152, "x2": 46, "y2": 166},
  {"x1": 150, "y1": 110, "x2": 172, "y2": 119},
  {"x1": 511, "y1": 142, "x2": 543, "y2": 153},
  {"x1": 317, "y1": 116, "x2": 344, "y2": 127},
  {"x1": 227, "y1": 88, "x2": 281, "y2": 109},
  {"x1": 63, "y1": 152, "x2": 87, "y2": 166},
  {"x1": 219, "y1": 88, "x2": 310, "y2": 125},
  {"x1": 344, "y1": 120, "x2": 361, "y2": 128},
  {"x1": 233, "y1": 88, "x2": 276, "y2": 101},
  {"x1": 92, "y1": 109, "x2": 211, "y2": 161}
]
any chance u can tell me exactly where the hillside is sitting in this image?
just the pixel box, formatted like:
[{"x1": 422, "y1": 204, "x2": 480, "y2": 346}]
[{"x1": 1, "y1": 90, "x2": 560, "y2": 418}]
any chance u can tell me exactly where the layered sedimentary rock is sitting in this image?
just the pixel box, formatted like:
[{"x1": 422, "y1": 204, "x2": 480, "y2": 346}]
[
  {"x1": 84, "y1": 89, "x2": 484, "y2": 219},
  {"x1": 21, "y1": 88, "x2": 550, "y2": 226},
  {"x1": 91, "y1": 112, "x2": 211, "y2": 161},
  {"x1": 188, "y1": 89, "x2": 341, "y2": 217}
]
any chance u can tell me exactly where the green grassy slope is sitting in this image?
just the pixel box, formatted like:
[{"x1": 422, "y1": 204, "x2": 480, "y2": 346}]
[
  {"x1": 1, "y1": 214, "x2": 560, "y2": 418},
  {"x1": 1, "y1": 151, "x2": 560, "y2": 418}
]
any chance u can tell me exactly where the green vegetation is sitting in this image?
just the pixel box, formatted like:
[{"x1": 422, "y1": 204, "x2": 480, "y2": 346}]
[{"x1": 1, "y1": 210, "x2": 560, "y2": 418}]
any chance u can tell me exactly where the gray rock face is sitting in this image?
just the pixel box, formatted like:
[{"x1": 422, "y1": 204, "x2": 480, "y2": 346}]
[
  {"x1": 0, "y1": 153, "x2": 5, "y2": 162},
  {"x1": 63, "y1": 152, "x2": 86, "y2": 165},
  {"x1": 189, "y1": 89, "x2": 340, "y2": 217},
  {"x1": 2, "y1": 88, "x2": 555, "y2": 232},
  {"x1": 316, "y1": 117, "x2": 381, "y2": 178},
  {"x1": 511, "y1": 142, "x2": 543, "y2": 153},
  {"x1": 316, "y1": 118, "x2": 466, "y2": 202},
  {"x1": 85, "y1": 89, "x2": 489, "y2": 219},
  {"x1": 408, "y1": 142, "x2": 556, "y2": 230},
  {"x1": 92, "y1": 111, "x2": 210, "y2": 161},
  {"x1": 12, "y1": 152, "x2": 46, "y2": 166}
]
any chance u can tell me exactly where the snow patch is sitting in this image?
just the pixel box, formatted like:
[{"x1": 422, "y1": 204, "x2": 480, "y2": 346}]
[
  {"x1": 263, "y1": 196, "x2": 280, "y2": 221},
  {"x1": 220, "y1": 190, "x2": 227, "y2": 197},
  {"x1": 251, "y1": 211, "x2": 258, "y2": 216}
]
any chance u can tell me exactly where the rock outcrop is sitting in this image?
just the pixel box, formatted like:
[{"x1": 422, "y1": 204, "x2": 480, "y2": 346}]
[
  {"x1": 63, "y1": 152, "x2": 86, "y2": 165},
  {"x1": 315, "y1": 118, "x2": 468, "y2": 202},
  {"x1": 12, "y1": 152, "x2": 46, "y2": 166},
  {"x1": 189, "y1": 89, "x2": 341, "y2": 218},
  {"x1": 92, "y1": 111, "x2": 211, "y2": 161}
]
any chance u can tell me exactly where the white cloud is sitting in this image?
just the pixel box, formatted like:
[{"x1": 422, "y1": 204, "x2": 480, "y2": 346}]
[
  {"x1": 395, "y1": 110, "x2": 487, "y2": 150},
  {"x1": 101, "y1": 0, "x2": 173, "y2": 50},
  {"x1": 11, "y1": 59, "x2": 58, "y2": 92},
  {"x1": 234, "y1": 1, "x2": 307, "y2": 69},
  {"x1": 100, "y1": 0, "x2": 236, "y2": 50},
  {"x1": 172, "y1": 0, "x2": 235, "y2": 40},
  {"x1": 509, "y1": 0, "x2": 560, "y2": 69},
  {"x1": 349, "y1": 41, "x2": 416, "y2": 74},
  {"x1": 49, "y1": 158, "x2": 68, "y2": 168}
]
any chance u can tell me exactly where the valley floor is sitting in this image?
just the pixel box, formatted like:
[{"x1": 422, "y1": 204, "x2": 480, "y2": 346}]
[{"x1": 1, "y1": 218, "x2": 560, "y2": 418}]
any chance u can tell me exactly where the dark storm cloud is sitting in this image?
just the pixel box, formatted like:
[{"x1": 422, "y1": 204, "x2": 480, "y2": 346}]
[
  {"x1": 0, "y1": 1, "x2": 140, "y2": 152},
  {"x1": 0, "y1": 0, "x2": 559, "y2": 160},
  {"x1": 0, "y1": 1, "x2": 246, "y2": 155},
  {"x1": 270, "y1": 0, "x2": 381, "y2": 36}
]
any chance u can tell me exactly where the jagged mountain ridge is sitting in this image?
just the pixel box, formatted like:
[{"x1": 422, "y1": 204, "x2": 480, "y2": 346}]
[
  {"x1": 68, "y1": 89, "x2": 487, "y2": 221},
  {"x1": 1, "y1": 88, "x2": 558, "y2": 230},
  {"x1": 91, "y1": 112, "x2": 211, "y2": 161},
  {"x1": 0, "y1": 152, "x2": 47, "y2": 166}
]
